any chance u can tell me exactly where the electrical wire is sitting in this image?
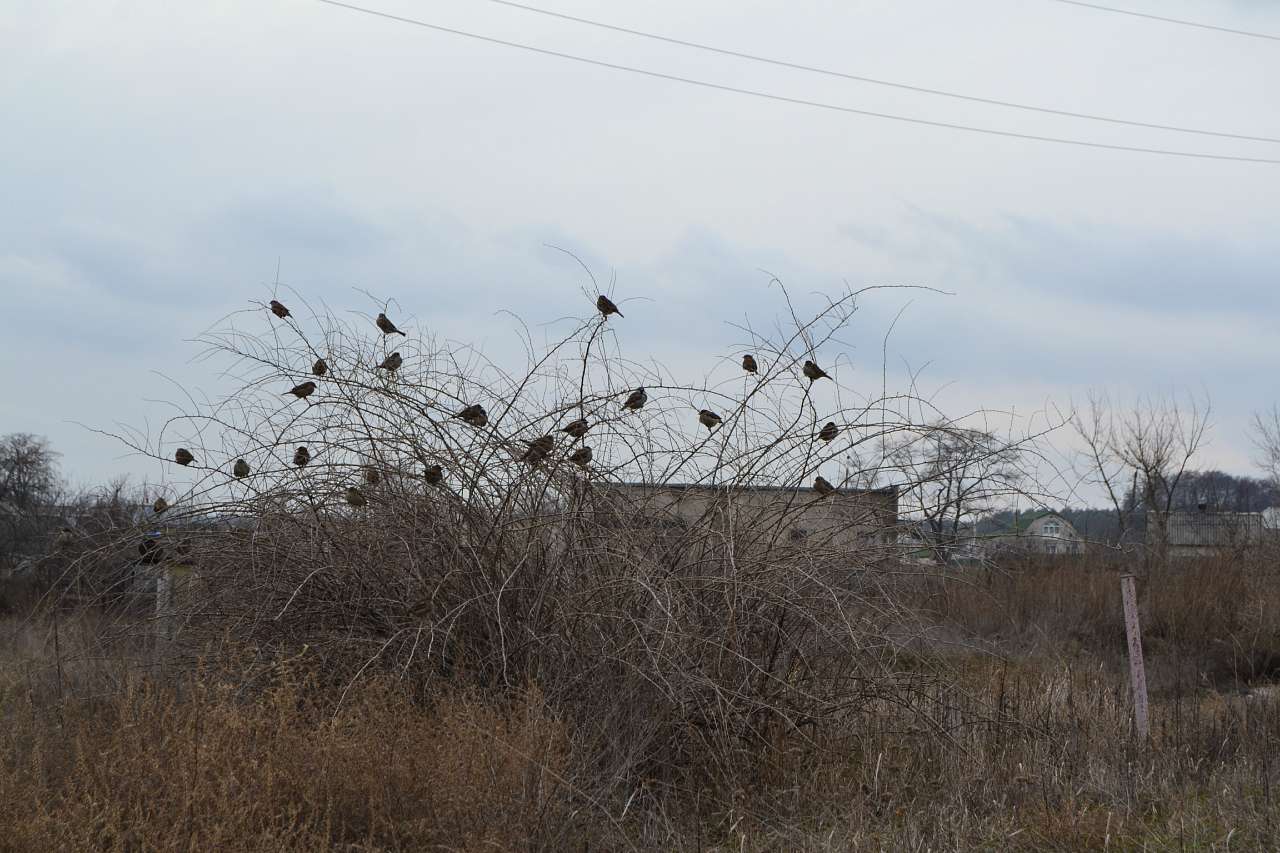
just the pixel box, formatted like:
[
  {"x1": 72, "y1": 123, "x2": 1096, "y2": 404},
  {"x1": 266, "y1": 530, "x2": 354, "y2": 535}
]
[
  {"x1": 1044, "y1": 0, "x2": 1280, "y2": 42},
  {"x1": 474, "y1": 0, "x2": 1280, "y2": 145},
  {"x1": 310, "y1": 0, "x2": 1280, "y2": 165}
]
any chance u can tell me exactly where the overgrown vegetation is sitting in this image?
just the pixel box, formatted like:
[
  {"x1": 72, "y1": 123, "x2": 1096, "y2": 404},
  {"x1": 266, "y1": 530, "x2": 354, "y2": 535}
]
[{"x1": 1, "y1": 286, "x2": 1277, "y2": 850}]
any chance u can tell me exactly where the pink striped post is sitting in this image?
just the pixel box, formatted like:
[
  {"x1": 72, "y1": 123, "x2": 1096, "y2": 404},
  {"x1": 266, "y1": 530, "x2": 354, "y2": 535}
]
[{"x1": 1120, "y1": 574, "x2": 1149, "y2": 740}]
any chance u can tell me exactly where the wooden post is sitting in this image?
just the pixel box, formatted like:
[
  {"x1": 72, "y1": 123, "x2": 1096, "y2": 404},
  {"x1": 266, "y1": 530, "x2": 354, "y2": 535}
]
[{"x1": 1120, "y1": 574, "x2": 1149, "y2": 740}]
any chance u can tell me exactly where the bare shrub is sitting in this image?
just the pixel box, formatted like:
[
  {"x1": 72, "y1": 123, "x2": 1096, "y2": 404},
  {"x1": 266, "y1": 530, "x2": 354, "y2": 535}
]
[{"x1": 62, "y1": 282, "x2": 1051, "y2": 805}]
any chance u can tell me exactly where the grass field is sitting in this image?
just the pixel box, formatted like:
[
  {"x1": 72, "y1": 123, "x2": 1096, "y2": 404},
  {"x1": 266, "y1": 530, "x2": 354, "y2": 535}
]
[{"x1": 3, "y1": 551, "x2": 1277, "y2": 851}]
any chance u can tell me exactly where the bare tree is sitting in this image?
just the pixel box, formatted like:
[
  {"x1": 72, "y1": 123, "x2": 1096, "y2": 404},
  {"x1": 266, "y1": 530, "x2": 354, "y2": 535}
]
[
  {"x1": 886, "y1": 423, "x2": 1026, "y2": 563},
  {"x1": 1251, "y1": 404, "x2": 1280, "y2": 489},
  {"x1": 1070, "y1": 392, "x2": 1140, "y2": 545},
  {"x1": 1072, "y1": 393, "x2": 1210, "y2": 565},
  {"x1": 0, "y1": 433, "x2": 62, "y2": 567}
]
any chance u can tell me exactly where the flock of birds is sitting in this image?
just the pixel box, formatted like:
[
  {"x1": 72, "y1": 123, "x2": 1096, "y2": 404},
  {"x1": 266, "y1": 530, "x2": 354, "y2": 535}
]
[{"x1": 161, "y1": 295, "x2": 844, "y2": 513}]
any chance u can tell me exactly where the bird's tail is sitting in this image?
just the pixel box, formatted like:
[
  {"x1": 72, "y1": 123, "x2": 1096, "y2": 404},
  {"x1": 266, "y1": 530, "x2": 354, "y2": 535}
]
[{"x1": 396, "y1": 330, "x2": 406, "y2": 336}]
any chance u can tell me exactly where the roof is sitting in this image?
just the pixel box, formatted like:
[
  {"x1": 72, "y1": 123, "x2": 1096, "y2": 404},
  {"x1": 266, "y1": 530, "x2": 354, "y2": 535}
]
[{"x1": 1163, "y1": 511, "x2": 1264, "y2": 547}]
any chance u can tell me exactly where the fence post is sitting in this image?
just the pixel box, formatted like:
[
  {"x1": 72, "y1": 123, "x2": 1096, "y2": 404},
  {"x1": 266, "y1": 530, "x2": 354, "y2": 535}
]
[{"x1": 1119, "y1": 573, "x2": 1149, "y2": 740}]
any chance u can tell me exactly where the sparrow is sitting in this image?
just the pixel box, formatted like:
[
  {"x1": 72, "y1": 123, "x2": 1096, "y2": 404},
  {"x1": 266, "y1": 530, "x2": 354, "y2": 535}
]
[
  {"x1": 293, "y1": 446, "x2": 311, "y2": 467},
  {"x1": 233, "y1": 458, "x2": 251, "y2": 479},
  {"x1": 312, "y1": 358, "x2": 328, "y2": 377},
  {"x1": 363, "y1": 465, "x2": 381, "y2": 485},
  {"x1": 803, "y1": 360, "x2": 830, "y2": 383},
  {"x1": 153, "y1": 497, "x2": 169, "y2": 514},
  {"x1": 269, "y1": 299, "x2": 290, "y2": 319},
  {"x1": 377, "y1": 352, "x2": 402, "y2": 371},
  {"x1": 424, "y1": 464, "x2": 444, "y2": 485},
  {"x1": 698, "y1": 409, "x2": 722, "y2": 430},
  {"x1": 345, "y1": 486, "x2": 367, "y2": 507},
  {"x1": 596, "y1": 294, "x2": 623, "y2": 318},
  {"x1": 286, "y1": 381, "x2": 317, "y2": 400},
  {"x1": 561, "y1": 418, "x2": 590, "y2": 439},
  {"x1": 453, "y1": 404, "x2": 488, "y2": 428},
  {"x1": 623, "y1": 388, "x2": 647, "y2": 411},
  {"x1": 813, "y1": 476, "x2": 836, "y2": 496},
  {"x1": 569, "y1": 446, "x2": 592, "y2": 468},
  {"x1": 174, "y1": 448, "x2": 196, "y2": 466},
  {"x1": 522, "y1": 435, "x2": 555, "y2": 463},
  {"x1": 376, "y1": 312, "x2": 406, "y2": 336},
  {"x1": 742, "y1": 354, "x2": 758, "y2": 374},
  {"x1": 818, "y1": 422, "x2": 839, "y2": 443}
]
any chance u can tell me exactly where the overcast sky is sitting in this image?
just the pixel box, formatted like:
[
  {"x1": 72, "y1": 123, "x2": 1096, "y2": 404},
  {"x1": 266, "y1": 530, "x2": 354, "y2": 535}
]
[{"x1": 2, "y1": 0, "x2": 1278, "y2": 500}]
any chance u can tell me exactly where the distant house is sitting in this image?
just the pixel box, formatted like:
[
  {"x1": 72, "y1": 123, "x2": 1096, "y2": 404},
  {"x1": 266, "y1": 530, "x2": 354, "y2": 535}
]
[
  {"x1": 993, "y1": 510, "x2": 1084, "y2": 556},
  {"x1": 1262, "y1": 507, "x2": 1280, "y2": 534},
  {"x1": 1156, "y1": 508, "x2": 1265, "y2": 558}
]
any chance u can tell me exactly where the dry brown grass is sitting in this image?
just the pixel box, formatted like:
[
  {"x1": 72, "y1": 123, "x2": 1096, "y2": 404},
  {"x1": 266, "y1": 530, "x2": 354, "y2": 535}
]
[
  {"x1": 0, "y1": 655, "x2": 574, "y2": 852},
  {"x1": 5, "y1": 552, "x2": 1279, "y2": 851}
]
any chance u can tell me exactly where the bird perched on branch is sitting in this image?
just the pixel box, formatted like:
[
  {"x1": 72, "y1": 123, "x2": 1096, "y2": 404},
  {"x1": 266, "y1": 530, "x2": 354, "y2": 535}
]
[
  {"x1": 698, "y1": 409, "x2": 722, "y2": 431},
  {"x1": 293, "y1": 446, "x2": 311, "y2": 467},
  {"x1": 153, "y1": 497, "x2": 169, "y2": 514},
  {"x1": 742, "y1": 354, "x2": 758, "y2": 374},
  {"x1": 453, "y1": 403, "x2": 488, "y2": 428},
  {"x1": 813, "y1": 476, "x2": 836, "y2": 496},
  {"x1": 522, "y1": 435, "x2": 555, "y2": 463},
  {"x1": 233, "y1": 458, "x2": 250, "y2": 479},
  {"x1": 424, "y1": 464, "x2": 443, "y2": 485},
  {"x1": 345, "y1": 486, "x2": 367, "y2": 507},
  {"x1": 269, "y1": 299, "x2": 290, "y2": 319},
  {"x1": 803, "y1": 360, "x2": 830, "y2": 383},
  {"x1": 376, "y1": 312, "x2": 406, "y2": 336},
  {"x1": 596, "y1": 295, "x2": 623, "y2": 318},
  {"x1": 377, "y1": 352, "x2": 402, "y2": 371},
  {"x1": 174, "y1": 448, "x2": 195, "y2": 466},
  {"x1": 818, "y1": 422, "x2": 839, "y2": 443},
  {"x1": 623, "y1": 388, "x2": 647, "y2": 411},
  {"x1": 363, "y1": 465, "x2": 381, "y2": 485},
  {"x1": 286, "y1": 381, "x2": 317, "y2": 400},
  {"x1": 561, "y1": 418, "x2": 590, "y2": 439},
  {"x1": 569, "y1": 446, "x2": 592, "y2": 468},
  {"x1": 312, "y1": 358, "x2": 328, "y2": 377}
]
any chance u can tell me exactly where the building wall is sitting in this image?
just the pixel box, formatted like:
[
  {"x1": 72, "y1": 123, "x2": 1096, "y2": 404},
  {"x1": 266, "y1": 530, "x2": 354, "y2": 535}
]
[{"x1": 594, "y1": 483, "x2": 899, "y2": 551}]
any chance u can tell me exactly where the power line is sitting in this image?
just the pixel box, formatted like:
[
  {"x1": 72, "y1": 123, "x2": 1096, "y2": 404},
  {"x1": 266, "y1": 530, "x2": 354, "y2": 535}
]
[
  {"x1": 1044, "y1": 0, "x2": 1280, "y2": 42},
  {"x1": 310, "y1": 0, "x2": 1280, "y2": 165},
  {"x1": 474, "y1": 0, "x2": 1280, "y2": 145}
]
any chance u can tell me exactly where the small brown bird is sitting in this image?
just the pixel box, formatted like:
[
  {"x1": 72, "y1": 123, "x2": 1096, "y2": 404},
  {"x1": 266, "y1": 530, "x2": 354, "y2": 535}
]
[
  {"x1": 803, "y1": 360, "x2": 830, "y2": 383},
  {"x1": 269, "y1": 299, "x2": 290, "y2": 319},
  {"x1": 742, "y1": 354, "x2": 758, "y2": 374},
  {"x1": 813, "y1": 476, "x2": 837, "y2": 496},
  {"x1": 363, "y1": 465, "x2": 381, "y2": 485},
  {"x1": 424, "y1": 464, "x2": 444, "y2": 485},
  {"x1": 293, "y1": 446, "x2": 311, "y2": 467},
  {"x1": 569, "y1": 446, "x2": 593, "y2": 468},
  {"x1": 596, "y1": 294, "x2": 623, "y2": 318},
  {"x1": 377, "y1": 352, "x2": 402, "y2": 371},
  {"x1": 174, "y1": 448, "x2": 195, "y2": 466},
  {"x1": 345, "y1": 486, "x2": 367, "y2": 507},
  {"x1": 376, "y1": 312, "x2": 406, "y2": 336},
  {"x1": 561, "y1": 418, "x2": 590, "y2": 439},
  {"x1": 286, "y1": 381, "x2": 317, "y2": 400},
  {"x1": 698, "y1": 409, "x2": 722, "y2": 430},
  {"x1": 153, "y1": 497, "x2": 169, "y2": 514},
  {"x1": 623, "y1": 387, "x2": 647, "y2": 411},
  {"x1": 522, "y1": 435, "x2": 555, "y2": 463},
  {"x1": 453, "y1": 403, "x2": 488, "y2": 428},
  {"x1": 312, "y1": 358, "x2": 328, "y2": 377},
  {"x1": 233, "y1": 458, "x2": 250, "y2": 479},
  {"x1": 818, "y1": 421, "x2": 839, "y2": 443}
]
